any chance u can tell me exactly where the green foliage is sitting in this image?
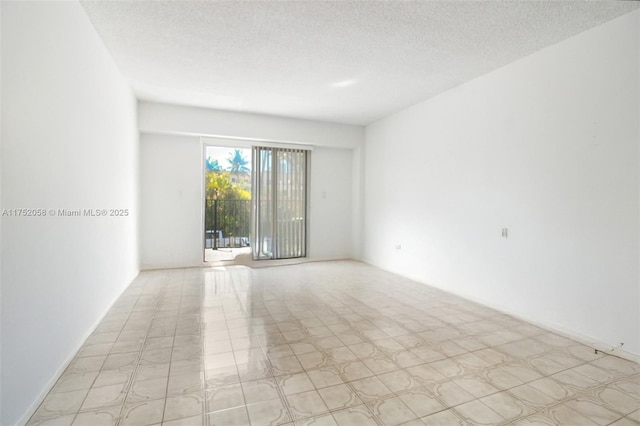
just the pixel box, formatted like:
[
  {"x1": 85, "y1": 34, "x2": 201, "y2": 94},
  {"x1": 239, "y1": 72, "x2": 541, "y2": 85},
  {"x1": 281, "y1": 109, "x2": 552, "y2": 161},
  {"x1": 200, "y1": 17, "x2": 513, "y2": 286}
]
[
  {"x1": 205, "y1": 151, "x2": 251, "y2": 238},
  {"x1": 205, "y1": 171, "x2": 251, "y2": 236},
  {"x1": 206, "y1": 171, "x2": 250, "y2": 201}
]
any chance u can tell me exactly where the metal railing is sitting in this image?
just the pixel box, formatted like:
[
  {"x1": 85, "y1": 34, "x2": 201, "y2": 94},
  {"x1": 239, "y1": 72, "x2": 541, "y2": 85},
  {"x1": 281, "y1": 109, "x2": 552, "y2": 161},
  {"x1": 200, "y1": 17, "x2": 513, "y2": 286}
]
[{"x1": 205, "y1": 199, "x2": 251, "y2": 249}]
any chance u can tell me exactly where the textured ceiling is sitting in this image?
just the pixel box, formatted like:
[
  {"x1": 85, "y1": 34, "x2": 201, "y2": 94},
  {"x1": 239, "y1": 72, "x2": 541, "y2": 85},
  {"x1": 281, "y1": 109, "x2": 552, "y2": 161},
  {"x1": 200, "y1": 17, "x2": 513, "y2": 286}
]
[{"x1": 81, "y1": 1, "x2": 638, "y2": 125}]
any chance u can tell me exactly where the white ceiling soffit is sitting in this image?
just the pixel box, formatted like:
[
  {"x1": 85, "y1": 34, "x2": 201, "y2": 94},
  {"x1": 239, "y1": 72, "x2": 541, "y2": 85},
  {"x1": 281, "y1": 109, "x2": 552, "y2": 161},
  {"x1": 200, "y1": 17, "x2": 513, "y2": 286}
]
[{"x1": 81, "y1": 1, "x2": 638, "y2": 126}]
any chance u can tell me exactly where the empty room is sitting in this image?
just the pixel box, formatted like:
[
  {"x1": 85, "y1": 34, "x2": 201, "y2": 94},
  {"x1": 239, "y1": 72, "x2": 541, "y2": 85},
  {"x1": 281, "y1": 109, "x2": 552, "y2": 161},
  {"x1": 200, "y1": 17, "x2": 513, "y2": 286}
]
[{"x1": 1, "y1": 1, "x2": 639, "y2": 425}]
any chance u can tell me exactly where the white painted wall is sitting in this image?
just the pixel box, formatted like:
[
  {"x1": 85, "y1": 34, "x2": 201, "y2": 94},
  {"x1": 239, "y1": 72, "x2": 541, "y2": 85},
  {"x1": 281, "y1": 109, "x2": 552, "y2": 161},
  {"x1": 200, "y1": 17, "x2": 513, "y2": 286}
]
[
  {"x1": 0, "y1": 2, "x2": 3, "y2": 421},
  {"x1": 140, "y1": 134, "x2": 203, "y2": 268},
  {"x1": 1, "y1": 2, "x2": 139, "y2": 425},
  {"x1": 139, "y1": 102, "x2": 364, "y2": 268},
  {"x1": 351, "y1": 146, "x2": 365, "y2": 260},
  {"x1": 364, "y1": 11, "x2": 640, "y2": 356},
  {"x1": 309, "y1": 147, "x2": 353, "y2": 260},
  {"x1": 139, "y1": 101, "x2": 364, "y2": 149},
  {"x1": 140, "y1": 134, "x2": 356, "y2": 268}
]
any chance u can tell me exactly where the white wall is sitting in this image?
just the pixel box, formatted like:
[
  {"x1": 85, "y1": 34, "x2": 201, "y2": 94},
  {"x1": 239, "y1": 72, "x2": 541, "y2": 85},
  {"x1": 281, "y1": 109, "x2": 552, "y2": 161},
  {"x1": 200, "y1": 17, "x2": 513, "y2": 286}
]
[
  {"x1": 309, "y1": 147, "x2": 353, "y2": 260},
  {"x1": 140, "y1": 134, "x2": 356, "y2": 268},
  {"x1": 1, "y1": 2, "x2": 139, "y2": 425},
  {"x1": 364, "y1": 11, "x2": 640, "y2": 356},
  {"x1": 139, "y1": 102, "x2": 364, "y2": 269},
  {"x1": 351, "y1": 146, "x2": 365, "y2": 260},
  {"x1": 139, "y1": 101, "x2": 363, "y2": 149},
  {"x1": 140, "y1": 134, "x2": 203, "y2": 268}
]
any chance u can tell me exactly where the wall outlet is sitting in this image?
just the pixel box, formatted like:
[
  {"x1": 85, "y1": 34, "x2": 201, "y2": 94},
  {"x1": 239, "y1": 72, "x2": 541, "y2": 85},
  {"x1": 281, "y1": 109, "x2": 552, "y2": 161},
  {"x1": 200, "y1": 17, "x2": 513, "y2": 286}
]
[
  {"x1": 501, "y1": 228, "x2": 508, "y2": 238},
  {"x1": 395, "y1": 244, "x2": 402, "y2": 250}
]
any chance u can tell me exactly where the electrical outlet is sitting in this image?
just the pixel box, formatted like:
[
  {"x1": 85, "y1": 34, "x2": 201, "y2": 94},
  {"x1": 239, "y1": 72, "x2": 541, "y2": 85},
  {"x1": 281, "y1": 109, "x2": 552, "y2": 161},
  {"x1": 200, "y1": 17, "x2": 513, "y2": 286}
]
[
  {"x1": 395, "y1": 244, "x2": 402, "y2": 250},
  {"x1": 501, "y1": 228, "x2": 508, "y2": 238}
]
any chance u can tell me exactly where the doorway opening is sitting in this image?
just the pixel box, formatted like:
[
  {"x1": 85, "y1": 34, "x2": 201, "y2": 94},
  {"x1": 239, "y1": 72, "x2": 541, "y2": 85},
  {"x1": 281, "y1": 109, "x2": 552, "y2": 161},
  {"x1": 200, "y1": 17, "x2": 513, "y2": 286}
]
[
  {"x1": 204, "y1": 146, "x2": 252, "y2": 263},
  {"x1": 203, "y1": 142, "x2": 310, "y2": 264}
]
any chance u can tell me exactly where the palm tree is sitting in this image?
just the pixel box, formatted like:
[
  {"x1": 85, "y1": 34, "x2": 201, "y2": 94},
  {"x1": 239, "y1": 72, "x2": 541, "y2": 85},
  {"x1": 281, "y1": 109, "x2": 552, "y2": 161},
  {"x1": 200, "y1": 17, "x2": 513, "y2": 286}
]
[
  {"x1": 227, "y1": 149, "x2": 250, "y2": 174},
  {"x1": 206, "y1": 157, "x2": 223, "y2": 172}
]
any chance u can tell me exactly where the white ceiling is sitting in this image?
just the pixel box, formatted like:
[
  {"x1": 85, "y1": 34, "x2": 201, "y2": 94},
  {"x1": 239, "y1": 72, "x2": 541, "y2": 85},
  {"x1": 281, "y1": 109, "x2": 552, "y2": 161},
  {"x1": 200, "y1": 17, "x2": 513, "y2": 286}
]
[{"x1": 81, "y1": 1, "x2": 638, "y2": 126}]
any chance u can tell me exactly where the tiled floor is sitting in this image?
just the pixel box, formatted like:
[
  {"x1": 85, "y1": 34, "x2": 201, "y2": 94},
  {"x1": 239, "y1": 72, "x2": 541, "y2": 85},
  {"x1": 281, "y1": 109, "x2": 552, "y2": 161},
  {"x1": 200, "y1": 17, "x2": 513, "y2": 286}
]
[{"x1": 28, "y1": 261, "x2": 639, "y2": 425}]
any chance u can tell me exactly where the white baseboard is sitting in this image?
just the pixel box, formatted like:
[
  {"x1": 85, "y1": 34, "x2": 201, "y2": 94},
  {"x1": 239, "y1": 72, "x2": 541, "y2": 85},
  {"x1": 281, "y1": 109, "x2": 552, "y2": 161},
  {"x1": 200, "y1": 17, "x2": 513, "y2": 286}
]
[{"x1": 367, "y1": 262, "x2": 640, "y2": 363}]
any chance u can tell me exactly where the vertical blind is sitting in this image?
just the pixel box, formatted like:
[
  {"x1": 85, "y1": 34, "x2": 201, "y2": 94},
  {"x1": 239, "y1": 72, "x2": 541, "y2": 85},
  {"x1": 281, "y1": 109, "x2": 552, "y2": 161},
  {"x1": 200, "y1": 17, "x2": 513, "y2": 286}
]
[{"x1": 252, "y1": 146, "x2": 308, "y2": 260}]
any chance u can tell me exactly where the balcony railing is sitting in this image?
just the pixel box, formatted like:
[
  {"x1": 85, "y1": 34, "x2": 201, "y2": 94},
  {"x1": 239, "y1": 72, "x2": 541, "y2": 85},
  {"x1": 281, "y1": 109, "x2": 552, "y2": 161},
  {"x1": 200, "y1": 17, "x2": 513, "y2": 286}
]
[{"x1": 205, "y1": 199, "x2": 251, "y2": 249}]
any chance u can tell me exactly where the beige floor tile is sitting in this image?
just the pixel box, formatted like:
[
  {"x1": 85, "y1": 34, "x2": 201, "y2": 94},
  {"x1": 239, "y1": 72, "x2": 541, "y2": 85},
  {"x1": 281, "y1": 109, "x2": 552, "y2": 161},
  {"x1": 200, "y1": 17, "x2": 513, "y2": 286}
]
[
  {"x1": 103, "y1": 353, "x2": 139, "y2": 371},
  {"x1": 544, "y1": 403, "x2": 599, "y2": 425},
  {"x1": 349, "y1": 376, "x2": 394, "y2": 402},
  {"x1": 398, "y1": 387, "x2": 445, "y2": 418},
  {"x1": 306, "y1": 367, "x2": 344, "y2": 389},
  {"x1": 297, "y1": 352, "x2": 331, "y2": 370},
  {"x1": 608, "y1": 417, "x2": 640, "y2": 426},
  {"x1": 361, "y1": 356, "x2": 400, "y2": 375},
  {"x1": 66, "y1": 356, "x2": 106, "y2": 374},
  {"x1": 110, "y1": 340, "x2": 144, "y2": 354},
  {"x1": 429, "y1": 358, "x2": 464, "y2": 379},
  {"x1": 290, "y1": 343, "x2": 318, "y2": 356},
  {"x1": 572, "y1": 363, "x2": 616, "y2": 383},
  {"x1": 627, "y1": 409, "x2": 640, "y2": 421},
  {"x1": 339, "y1": 361, "x2": 375, "y2": 381},
  {"x1": 119, "y1": 399, "x2": 165, "y2": 426},
  {"x1": 590, "y1": 356, "x2": 640, "y2": 376},
  {"x1": 207, "y1": 406, "x2": 250, "y2": 426},
  {"x1": 294, "y1": 413, "x2": 338, "y2": 426},
  {"x1": 277, "y1": 372, "x2": 315, "y2": 396},
  {"x1": 564, "y1": 397, "x2": 624, "y2": 425},
  {"x1": 551, "y1": 367, "x2": 601, "y2": 392},
  {"x1": 135, "y1": 363, "x2": 171, "y2": 382},
  {"x1": 286, "y1": 390, "x2": 329, "y2": 420},
  {"x1": 271, "y1": 356, "x2": 305, "y2": 376},
  {"x1": 431, "y1": 380, "x2": 475, "y2": 407},
  {"x1": 391, "y1": 351, "x2": 424, "y2": 368},
  {"x1": 452, "y1": 376, "x2": 498, "y2": 398},
  {"x1": 323, "y1": 347, "x2": 358, "y2": 364},
  {"x1": 453, "y1": 400, "x2": 503, "y2": 425},
  {"x1": 367, "y1": 396, "x2": 417, "y2": 425},
  {"x1": 24, "y1": 262, "x2": 640, "y2": 426},
  {"x1": 610, "y1": 376, "x2": 640, "y2": 400},
  {"x1": 144, "y1": 336, "x2": 175, "y2": 351},
  {"x1": 317, "y1": 384, "x2": 362, "y2": 411},
  {"x1": 203, "y1": 351, "x2": 236, "y2": 370},
  {"x1": 241, "y1": 378, "x2": 281, "y2": 404},
  {"x1": 52, "y1": 372, "x2": 99, "y2": 394},
  {"x1": 421, "y1": 408, "x2": 467, "y2": 425},
  {"x1": 127, "y1": 377, "x2": 168, "y2": 403},
  {"x1": 237, "y1": 360, "x2": 274, "y2": 382},
  {"x1": 81, "y1": 384, "x2": 127, "y2": 411},
  {"x1": 205, "y1": 383, "x2": 245, "y2": 412},
  {"x1": 592, "y1": 386, "x2": 640, "y2": 416},
  {"x1": 479, "y1": 391, "x2": 533, "y2": 421},
  {"x1": 204, "y1": 365, "x2": 240, "y2": 388},
  {"x1": 378, "y1": 369, "x2": 421, "y2": 393},
  {"x1": 28, "y1": 414, "x2": 76, "y2": 426},
  {"x1": 246, "y1": 397, "x2": 291, "y2": 425},
  {"x1": 167, "y1": 371, "x2": 204, "y2": 396},
  {"x1": 72, "y1": 405, "x2": 121, "y2": 426},
  {"x1": 331, "y1": 405, "x2": 378, "y2": 426},
  {"x1": 347, "y1": 342, "x2": 379, "y2": 359},
  {"x1": 78, "y1": 343, "x2": 115, "y2": 358},
  {"x1": 163, "y1": 393, "x2": 203, "y2": 422},
  {"x1": 162, "y1": 414, "x2": 203, "y2": 426}
]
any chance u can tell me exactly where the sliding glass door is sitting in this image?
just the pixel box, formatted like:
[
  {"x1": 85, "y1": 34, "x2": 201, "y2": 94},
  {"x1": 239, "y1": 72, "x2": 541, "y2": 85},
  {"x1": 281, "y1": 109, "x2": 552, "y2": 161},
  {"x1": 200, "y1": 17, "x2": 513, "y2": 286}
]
[{"x1": 252, "y1": 146, "x2": 308, "y2": 260}]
